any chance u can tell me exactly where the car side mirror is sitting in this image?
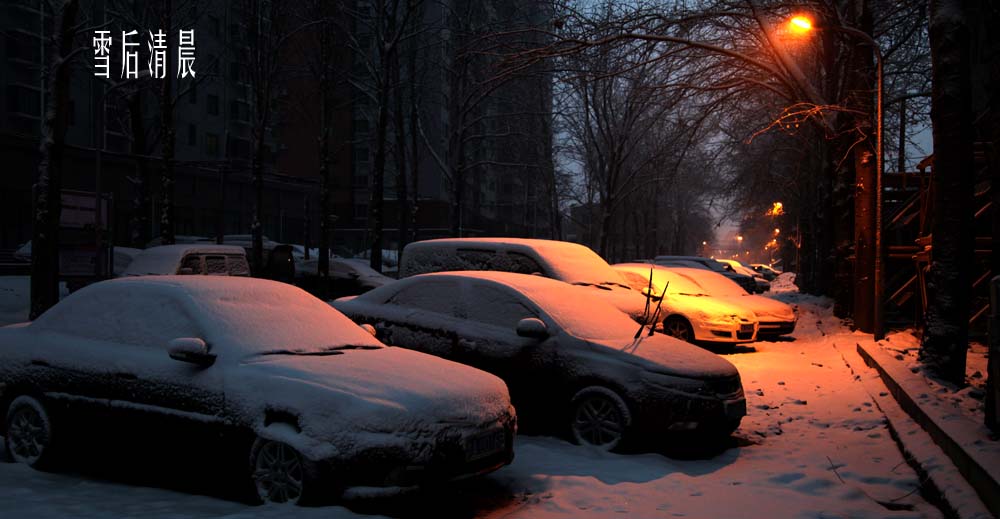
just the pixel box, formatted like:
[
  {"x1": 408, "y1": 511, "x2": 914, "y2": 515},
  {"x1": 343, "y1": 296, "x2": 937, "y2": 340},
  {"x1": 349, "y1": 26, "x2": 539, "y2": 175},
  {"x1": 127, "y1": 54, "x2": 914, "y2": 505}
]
[
  {"x1": 360, "y1": 323, "x2": 377, "y2": 337},
  {"x1": 168, "y1": 337, "x2": 216, "y2": 367},
  {"x1": 516, "y1": 317, "x2": 549, "y2": 339}
]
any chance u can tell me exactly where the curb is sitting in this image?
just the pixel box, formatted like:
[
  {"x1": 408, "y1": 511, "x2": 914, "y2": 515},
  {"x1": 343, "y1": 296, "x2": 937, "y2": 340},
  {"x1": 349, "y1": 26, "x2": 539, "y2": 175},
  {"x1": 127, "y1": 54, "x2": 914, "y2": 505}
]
[{"x1": 856, "y1": 341, "x2": 1000, "y2": 518}]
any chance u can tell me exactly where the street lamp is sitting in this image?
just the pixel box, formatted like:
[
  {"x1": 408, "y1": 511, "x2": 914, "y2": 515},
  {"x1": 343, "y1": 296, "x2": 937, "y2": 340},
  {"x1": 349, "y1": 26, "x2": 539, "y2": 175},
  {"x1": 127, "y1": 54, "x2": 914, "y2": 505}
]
[{"x1": 788, "y1": 14, "x2": 884, "y2": 341}]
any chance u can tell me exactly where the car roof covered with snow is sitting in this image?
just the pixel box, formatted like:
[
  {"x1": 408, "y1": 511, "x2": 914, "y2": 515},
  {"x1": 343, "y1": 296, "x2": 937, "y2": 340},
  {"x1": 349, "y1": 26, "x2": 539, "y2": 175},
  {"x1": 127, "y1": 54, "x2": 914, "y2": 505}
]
[
  {"x1": 400, "y1": 238, "x2": 625, "y2": 286},
  {"x1": 121, "y1": 244, "x2": 247, "y2": 276},
  {"x1": 32, "y1": 276, "x2": 383, "y2": 356}
]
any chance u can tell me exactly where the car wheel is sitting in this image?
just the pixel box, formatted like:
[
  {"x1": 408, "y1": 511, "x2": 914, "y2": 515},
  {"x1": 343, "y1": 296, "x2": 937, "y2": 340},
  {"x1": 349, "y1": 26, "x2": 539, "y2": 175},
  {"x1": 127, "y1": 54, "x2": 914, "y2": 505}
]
[
  {"x1": 663, "y1": 316, "x2": 694, "y2": 342},
  {"x1": 5, "y1": 395, "x2": 55, "y2": 468},
  {"x1": 250, "y1": 438, "x2": 313, "y2": 505},
  {"x1": 570, "y1": 386, "x2": 631, "y2": 451}
]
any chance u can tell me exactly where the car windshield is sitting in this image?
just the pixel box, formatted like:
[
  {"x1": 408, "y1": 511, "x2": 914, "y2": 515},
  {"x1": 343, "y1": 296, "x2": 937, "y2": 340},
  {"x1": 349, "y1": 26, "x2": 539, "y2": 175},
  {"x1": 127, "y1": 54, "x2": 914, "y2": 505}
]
[
  {"x1": 188, "y1": 282, "x2": 385, "y2": 356},
  {"x1": 518, "y1": 285, "x2": 643, "y2": 340},
  {"x1": 534, "y1": 241, "x2": 631, "y2": 288},
  {"x1": 616, "y1": 267, "x2": 705, "y2": 296},
  {"x1": 673, "y1": 268, "x2": 748, "y2": 297}
]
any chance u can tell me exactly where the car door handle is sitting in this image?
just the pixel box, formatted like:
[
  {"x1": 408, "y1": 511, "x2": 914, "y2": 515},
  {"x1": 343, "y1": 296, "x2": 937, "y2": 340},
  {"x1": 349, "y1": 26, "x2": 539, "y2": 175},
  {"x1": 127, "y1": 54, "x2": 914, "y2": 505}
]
[{"x1": 115, "y1": 372, "x2": 138, "y2": 380}]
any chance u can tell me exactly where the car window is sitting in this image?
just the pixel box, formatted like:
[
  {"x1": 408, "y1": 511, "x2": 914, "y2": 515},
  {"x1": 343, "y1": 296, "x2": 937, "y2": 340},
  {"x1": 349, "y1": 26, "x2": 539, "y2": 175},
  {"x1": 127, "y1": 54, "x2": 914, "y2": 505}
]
[
  {"x1": 387, "y1": 279, "x2": 460, "y2": 317},
  {"x1": 205, "y1": 255, "x2": 228, "y2": 275},
  {"x1": 456, "y1": 248, "x2": 499, "y2": 270},
  {"x1": 35, "y1": 286, "x2": 200, "y2": 348},
  {"x1": 506, "y1": 252, "x2": 545, "y2": 275},
  {"x1": 464, "y1": 285, "x2": 538, "y2": 330},
  {"x1": 227, "y1": 254, "x2": 251, "y2": 276},
  {"x1": 179, "y1": 254, "x2": 203, "y2": 274}
]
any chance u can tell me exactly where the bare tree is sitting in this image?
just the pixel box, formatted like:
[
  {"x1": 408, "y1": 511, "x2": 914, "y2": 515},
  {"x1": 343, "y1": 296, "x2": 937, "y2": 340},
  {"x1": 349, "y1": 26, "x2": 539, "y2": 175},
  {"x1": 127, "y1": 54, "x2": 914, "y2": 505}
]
[
  {"x1": 920, "y1": 0, "x2": 975, "y2": 384},
  {"x1": 30, "y1": 0, "x2": 81, "y2": 319}
]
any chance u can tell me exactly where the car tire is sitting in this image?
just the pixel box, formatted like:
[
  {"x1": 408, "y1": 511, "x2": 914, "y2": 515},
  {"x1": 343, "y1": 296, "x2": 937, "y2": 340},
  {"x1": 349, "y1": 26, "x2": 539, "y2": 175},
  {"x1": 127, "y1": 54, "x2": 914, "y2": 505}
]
[
  {"x1": 569, "y1": 386, "x2": 631, "y2": 451},
  {"x1": 5, "y1": 395, "x2": 56, "y2": 469},
  {"x1": 249, "y1": 438, "x2": 318, "y2": 505},
  {"x1": 663, "y1": 316, "x2": 695, "y2": 342}
]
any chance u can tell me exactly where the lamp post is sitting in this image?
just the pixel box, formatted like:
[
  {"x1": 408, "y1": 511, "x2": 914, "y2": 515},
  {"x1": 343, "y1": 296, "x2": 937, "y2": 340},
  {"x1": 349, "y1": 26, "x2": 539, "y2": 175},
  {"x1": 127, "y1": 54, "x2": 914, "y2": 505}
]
[{"x1": 789, "y1": 15, "x2": 884, "y2": 340}]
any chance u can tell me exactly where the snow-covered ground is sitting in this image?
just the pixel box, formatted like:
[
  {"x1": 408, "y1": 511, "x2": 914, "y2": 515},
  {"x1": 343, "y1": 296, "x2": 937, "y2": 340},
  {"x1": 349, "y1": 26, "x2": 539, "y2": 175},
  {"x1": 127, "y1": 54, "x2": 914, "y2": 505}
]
[{"x1": 0, "y1": 274, "x2": 944, "y2": 518}]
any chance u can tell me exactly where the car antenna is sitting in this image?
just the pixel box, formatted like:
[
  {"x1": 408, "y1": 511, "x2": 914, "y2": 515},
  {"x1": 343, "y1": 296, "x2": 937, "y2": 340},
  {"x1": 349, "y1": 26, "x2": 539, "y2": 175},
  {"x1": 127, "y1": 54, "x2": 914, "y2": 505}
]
[
  {"x1": 647, "y1": 281, "x2": 669, "y2": 337},
  {"x1": 634, "y1": 266, "x2": 655, "y2": 339}
]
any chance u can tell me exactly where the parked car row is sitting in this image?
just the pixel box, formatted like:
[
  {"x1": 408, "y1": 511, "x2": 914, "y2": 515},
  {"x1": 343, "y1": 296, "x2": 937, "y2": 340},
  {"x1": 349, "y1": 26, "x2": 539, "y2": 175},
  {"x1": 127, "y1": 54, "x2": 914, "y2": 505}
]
[{"x1": 1, "y1": 237, "x2": 793, "y2": 507}]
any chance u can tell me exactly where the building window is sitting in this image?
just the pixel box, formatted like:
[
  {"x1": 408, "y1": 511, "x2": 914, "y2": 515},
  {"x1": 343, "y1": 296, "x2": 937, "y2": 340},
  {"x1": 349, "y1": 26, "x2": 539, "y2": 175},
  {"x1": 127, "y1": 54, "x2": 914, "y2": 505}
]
[
  {"x1": 206, "y1": 133, "x2": 219, "y2": 156},
  {"x1": 354, "y1": 203, "x2": 368, "y2": 220},
  {"x1": 6, "y1": 85, "x2": 40, "y2": 116},
  {"x1": 188, "y1": 82, "x2": 197, "y2": 104},
  {"x1": 229, "y1": 61, "x2": 241, "y2": 82},
  {"x1": 188, "y1": 124, "x2": 196, "y2": 146},
  {"x1": 209, "y1": 15, "x2": 220, "y2": 36},
  {"x1": 207, "y1": 94, "x2": 219, "y2": 115}
]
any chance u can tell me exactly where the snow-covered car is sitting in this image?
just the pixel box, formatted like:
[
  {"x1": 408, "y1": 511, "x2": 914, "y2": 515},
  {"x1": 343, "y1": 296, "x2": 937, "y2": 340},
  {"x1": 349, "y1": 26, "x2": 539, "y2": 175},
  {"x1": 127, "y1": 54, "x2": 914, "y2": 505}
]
[
  {"x1": 654, "y1": 256, "x2": 758, "y2": 294},
  {"x1": 399, "y1": 238, "x2": 650, "y2": 322},
  {"x1": 333, "y1": 271, "x2": 747, "y2": 450},
  {"x1": 663, "y1": 267, "x2": 797, "y2": 338},
  {"x1": 717, "y1": 259, "x2": 771, "y2": 293},
  {"x1": 296, "y1": 256, "x2": 396, "y2": 297},
  {"x1": 613, "y1": 263, "x2": 758, "y2": 344},
  {"x1": 121, "y1": 244, "x2": 251, "y2": 277},
  {"x1": 0, "y1": 277, "x2": 516, "y2": 504}
]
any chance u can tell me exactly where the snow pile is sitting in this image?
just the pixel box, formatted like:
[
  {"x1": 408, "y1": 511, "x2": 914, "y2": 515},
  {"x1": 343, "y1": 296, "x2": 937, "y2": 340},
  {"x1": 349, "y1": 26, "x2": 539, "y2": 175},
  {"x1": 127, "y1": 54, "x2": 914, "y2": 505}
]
[{"x1": 769, "y1": 271, "x2": 798, "y2": 293}]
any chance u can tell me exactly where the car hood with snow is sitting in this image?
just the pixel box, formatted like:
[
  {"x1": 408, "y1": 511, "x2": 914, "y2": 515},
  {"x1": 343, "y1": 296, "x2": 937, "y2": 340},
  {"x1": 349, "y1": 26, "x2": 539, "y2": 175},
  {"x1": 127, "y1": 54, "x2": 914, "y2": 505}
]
[
  {"x1": 236, "y1": 346, "x2": 512, "y2": 439},
  {"x1": 584, "y1": 332, "x2": 740, "y2": 380}
]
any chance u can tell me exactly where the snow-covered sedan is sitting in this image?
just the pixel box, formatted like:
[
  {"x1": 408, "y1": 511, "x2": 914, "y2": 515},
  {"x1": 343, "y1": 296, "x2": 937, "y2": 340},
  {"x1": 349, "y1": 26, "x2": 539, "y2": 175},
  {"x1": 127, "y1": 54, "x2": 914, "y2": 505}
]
[
  {"x1": 398, "y1": 238, "x2": 651, "y2": 323},
  {"x1": 613, "y1": 263, "x2": 759, "y2": 344},
  {"x1": 0, "y1": 277, "x2": 515, "y2": 505},
  {"x1": 663, "y1": 267, "x2": 797, "y2": 338},
  {"x1": 333, "y1": 271, "x2": 747, "y2": 451}
]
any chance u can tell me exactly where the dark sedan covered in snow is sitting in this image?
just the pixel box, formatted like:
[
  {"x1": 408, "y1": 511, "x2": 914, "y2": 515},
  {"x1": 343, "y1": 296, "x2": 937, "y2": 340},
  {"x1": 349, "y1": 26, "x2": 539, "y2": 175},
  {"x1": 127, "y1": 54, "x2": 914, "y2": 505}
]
[
  {"x1": 333, "y1": 271, "x2": 747, "y2": 451},
  {"x1": 0, "y1": 277, "x2": 515, "y2": 504}
]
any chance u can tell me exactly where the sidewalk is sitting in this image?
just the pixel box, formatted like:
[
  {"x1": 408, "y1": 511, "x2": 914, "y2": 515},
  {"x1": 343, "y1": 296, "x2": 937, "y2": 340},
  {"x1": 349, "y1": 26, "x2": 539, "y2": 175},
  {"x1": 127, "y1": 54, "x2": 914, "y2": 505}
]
[{"x1": 857, "y1": 336, "x2": 999, "y2": 518}]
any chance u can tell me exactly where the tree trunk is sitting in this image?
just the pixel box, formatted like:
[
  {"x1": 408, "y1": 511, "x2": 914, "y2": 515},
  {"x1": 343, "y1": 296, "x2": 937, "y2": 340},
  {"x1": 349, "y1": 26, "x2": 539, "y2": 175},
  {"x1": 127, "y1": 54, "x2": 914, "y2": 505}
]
[
  {"x1": 392, "y1": 57, "x2": 410, "y2": 252},
  {"x1": 922, "y1": 0, "x2": 975, "y2": 383},
  {"x1": 30, "y1": 0, "x2": 79, "y2": 320},
  {"x1": 128, "y1": 90, "x2": 151, "y2": 248},
  {"x1": 159, "y1": 0, "x2": 175, "y2": 246}
]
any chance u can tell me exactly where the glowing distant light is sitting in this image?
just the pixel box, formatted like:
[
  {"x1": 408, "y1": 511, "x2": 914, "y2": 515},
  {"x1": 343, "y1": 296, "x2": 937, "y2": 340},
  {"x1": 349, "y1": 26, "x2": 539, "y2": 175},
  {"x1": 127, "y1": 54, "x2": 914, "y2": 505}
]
[
  {"x1": 789, "y1": 16, "x2": 813, "y2": 34},
  {"x1": 774, "y1": 228, "x2": 781, "y2": 234},
  {"x1": 766, "y1": 201, "x2": 785, "y2": 216},
  {"x1": 702, "y1": 241, "x2": 707, "y2": 245},
  {"x1": 736, "y1": 235, "x2": 744, "y2": 242}
]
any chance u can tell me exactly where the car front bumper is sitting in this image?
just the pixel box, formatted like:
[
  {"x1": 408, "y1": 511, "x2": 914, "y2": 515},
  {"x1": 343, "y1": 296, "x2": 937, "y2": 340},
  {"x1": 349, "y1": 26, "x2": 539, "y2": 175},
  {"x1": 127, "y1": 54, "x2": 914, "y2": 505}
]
[
  {"x1": 691, "y1": 319, "x2": 758, "y2": 343},
  {"x1": 633, "y1": 377, "x2": 747, "y2": 438},
  {"x1": 757, "y1": 319, "x2": 797, "y2": 336},
  {"x1": 323, "y1": 410, "x2": 516, "y2": 490}
]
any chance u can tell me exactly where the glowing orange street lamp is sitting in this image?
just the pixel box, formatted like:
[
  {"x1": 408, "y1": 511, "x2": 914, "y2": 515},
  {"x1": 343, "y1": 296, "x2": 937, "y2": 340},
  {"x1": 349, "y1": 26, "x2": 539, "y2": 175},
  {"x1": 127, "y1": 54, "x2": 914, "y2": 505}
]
[
  {"x1": 788, "y1": 14, "x2": 885, "y2": 340},
  {"x1": 788, "y1": 16, "x2": 812, "y2": 34}
]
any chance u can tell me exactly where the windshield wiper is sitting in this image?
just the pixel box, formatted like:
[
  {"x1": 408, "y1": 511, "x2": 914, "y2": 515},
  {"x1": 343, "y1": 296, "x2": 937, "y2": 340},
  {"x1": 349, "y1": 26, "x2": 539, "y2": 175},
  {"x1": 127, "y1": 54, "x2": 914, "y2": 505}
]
[
  {"x1": 572, "y1": 281, "x2": 612, "y2": 291},
  {"x1": 323, "y1": 344, "x2": 382, "y2": 351},
  {"x1": 258, "y1": 349, "x2": 345, "y2": 357},
  {"x1": 600, "y1": 281, "x2": 631, "y2": 290}
]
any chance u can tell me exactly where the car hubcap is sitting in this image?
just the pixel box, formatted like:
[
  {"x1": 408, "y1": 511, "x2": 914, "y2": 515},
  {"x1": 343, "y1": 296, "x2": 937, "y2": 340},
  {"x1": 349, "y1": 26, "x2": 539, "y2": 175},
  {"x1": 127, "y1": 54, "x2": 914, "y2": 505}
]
[
  {"x1": 8, "y1": 407, "x2": 48, "y2": 464},
  {"x1": 666, "y1": 320, "x2": 689, "y2": 340},
  {"x1": 253, "y1": 442, "x2": 304, "y2": 504},
  {"x1": 573, "y1": 396, "x2": 623, "y2": 448}
]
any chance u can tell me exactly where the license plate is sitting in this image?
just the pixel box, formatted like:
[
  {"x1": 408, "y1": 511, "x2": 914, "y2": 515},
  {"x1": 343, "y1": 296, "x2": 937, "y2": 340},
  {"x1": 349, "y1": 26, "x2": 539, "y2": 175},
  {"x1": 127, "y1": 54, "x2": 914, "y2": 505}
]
[
  {"x1": 465, "y1": 429, "x2": 505, "y2": 461},
  {"x1": 740, "y1": 324, "x2": 754, "y2": 333}
]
